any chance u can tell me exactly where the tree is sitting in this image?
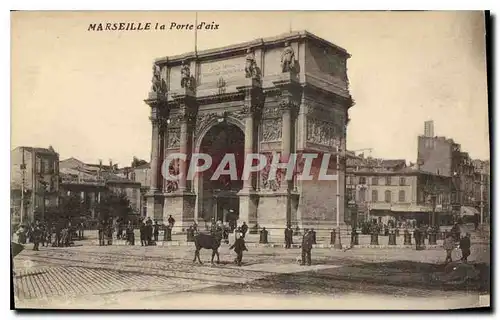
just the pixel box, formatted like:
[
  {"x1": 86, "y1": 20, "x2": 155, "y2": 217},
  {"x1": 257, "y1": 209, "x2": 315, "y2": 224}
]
[
  {"x1": 52, "y1": 193, "x2": 88, "y2": 223},
  {"x1": 131, "y1": 157, "x2": 148, "y2": 168},
  {"x1": 95, "y1": 191, "x2": 134, "y2": 222}
]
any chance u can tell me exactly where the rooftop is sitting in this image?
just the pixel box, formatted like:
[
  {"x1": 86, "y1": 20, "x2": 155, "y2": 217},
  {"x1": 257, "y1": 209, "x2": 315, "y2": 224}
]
[
  {"x1": 13, "y1": 146, "x2": 58, "y2": 155},
  {"x1": 155, "y1": 30, "x2": 350, "y2": 65}
]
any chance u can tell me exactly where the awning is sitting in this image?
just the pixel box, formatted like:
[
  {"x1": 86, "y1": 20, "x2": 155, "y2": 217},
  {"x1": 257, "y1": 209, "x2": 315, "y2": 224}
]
[{"x1": 461, "y1": 206, "x2": 479, "y2": 216}]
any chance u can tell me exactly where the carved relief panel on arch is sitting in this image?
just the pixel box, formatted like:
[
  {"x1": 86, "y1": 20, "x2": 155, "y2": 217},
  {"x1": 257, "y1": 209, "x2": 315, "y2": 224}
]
[
  {"x1": 261, "y1": 118, "x2": 283, "y2": 142},
  {"x1": 306, "y1": 118, "x2": 339, "y2": 147},
  {"x1": 167, "y1": 128, "x2": 181, "y2": 148}
]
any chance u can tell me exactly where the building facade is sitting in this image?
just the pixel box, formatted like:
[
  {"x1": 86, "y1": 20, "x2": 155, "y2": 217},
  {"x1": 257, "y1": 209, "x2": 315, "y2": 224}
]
[
  {"x1": 145, "y1": 31, "x2": 354, "y2": 234},
  {"x1": 11, "y1": 146, "x2": 60, "y2": 223},
  {"x1": 346, "y1": 165, "x2": 454, "y2": 226},
  {"x1": 59, "y1": 158, "x2": 142, "y2": 217},
  {"x1": 117, "y1": 163, "x2": 151, "y2": 217},
  {"x1": 416, "y1": 121, "x2": 483, "y2": 219}
]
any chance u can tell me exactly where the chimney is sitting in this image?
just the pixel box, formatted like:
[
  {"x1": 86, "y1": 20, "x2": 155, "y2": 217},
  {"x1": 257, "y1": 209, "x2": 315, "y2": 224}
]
[
  {"x1": 424, "y1": 120, "x2": 434, "y2": 137},
  {"x1": 109, "y1": 159, "x2": 113, "y2": 172}
]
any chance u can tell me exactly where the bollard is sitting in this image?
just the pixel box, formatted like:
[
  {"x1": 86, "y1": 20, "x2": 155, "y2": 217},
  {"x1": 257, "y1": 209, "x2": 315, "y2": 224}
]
[
  {"x1": 259, "y1": 228, "x2": 269, "y2": 244},
  {"x1": 428, "y1": 231, "x2": 437, "y2": 245},
  {"x1": 403, "y1": 230, "x2": 412, "y2": 245},
  {"x1": 388, "y1": 230, "x2": 396, "y2": 245},
  {"x1": 370, "y1": 233, "x2": 379, "y2": 245},
  {"x1": 351, "y1": 230, "x2": 359, "y2": 246},
  {"x1": 330, "y1": 229, "x2": 336, "y2": 245}
]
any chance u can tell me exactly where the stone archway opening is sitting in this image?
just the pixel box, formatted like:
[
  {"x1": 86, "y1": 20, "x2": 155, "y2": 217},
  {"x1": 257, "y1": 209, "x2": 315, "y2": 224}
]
[{"x1": 197, "y1": 121, "x2": 245, "y2": 229}]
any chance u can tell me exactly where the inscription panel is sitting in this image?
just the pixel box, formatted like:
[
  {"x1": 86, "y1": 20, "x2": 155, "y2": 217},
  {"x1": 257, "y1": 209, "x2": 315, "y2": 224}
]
[
  {"x1": 263, "y1": 48, "x2": 283, "y2": 76},
  {"x1": 198, "y1": 56, "x2": 246, "y2": 86}
]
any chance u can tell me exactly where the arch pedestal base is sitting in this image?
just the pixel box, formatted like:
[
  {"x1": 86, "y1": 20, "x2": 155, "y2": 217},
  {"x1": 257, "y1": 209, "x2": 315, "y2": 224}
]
[{"x1": 163, "y1": 192, "x2": 196, "y2": 233}]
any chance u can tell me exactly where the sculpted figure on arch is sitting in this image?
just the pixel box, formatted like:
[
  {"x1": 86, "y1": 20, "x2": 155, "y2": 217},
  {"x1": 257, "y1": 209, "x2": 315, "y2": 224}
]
[
  {"x1": 281, "y1": 41, "x2": 296, "y2": 73},
  {"x1": 151, "y1": 64, "x2": 162, "y2": 94},
  {"x1": 180, "y1": 60, "x2": 191, "y2": 89},
  {"x1": 244, "y1": 48, "x2": 259, "y2": 80}
]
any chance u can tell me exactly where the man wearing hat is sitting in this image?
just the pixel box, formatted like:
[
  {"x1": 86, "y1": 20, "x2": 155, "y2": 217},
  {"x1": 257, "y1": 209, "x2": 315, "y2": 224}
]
[{"x1": 301, "y1": 229, "x2": 314, "y2": 266}]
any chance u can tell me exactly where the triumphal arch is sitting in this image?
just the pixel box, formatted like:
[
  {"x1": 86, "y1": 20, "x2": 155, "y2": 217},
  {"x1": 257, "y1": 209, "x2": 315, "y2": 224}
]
[{"x1": 144, "y1": 31, "x2": 354, "y2": 235}]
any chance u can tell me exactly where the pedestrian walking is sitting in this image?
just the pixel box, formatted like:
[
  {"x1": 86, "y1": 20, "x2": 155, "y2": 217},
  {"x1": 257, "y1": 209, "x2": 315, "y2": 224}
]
[
  {"x1": 414, "y1": 226, "x2": 422, "y2": 250},
  {"x1": 241, "y1": 221, "x2": 248, "y2": 238},
  {"x1": 168, "y1": 215, "x2": 175, "y2": 228},
  {"x1": 153, "y1": 220, "x2": 159, "y2": 242},
  {"x1": 97, "y1": 220, "x2": 105, "y2": 246},
  {"x1": 107, "y1": 220, "x2": 113, "y2": 245},
  {"x1": 78, "y1": 221, "x2": 84, "y2": 240},
  {"x1": 310, "y1": 228, "x2": 317, "y2": 244},
  {"x1": 301, "y1": 229, "x2": 314, "y2": 266},
  {"x1": 460, "y1": 233, "x2": 471, "y2": 262},
  {"x1": 443, "y1": 233, "x2": 455, "y2": 264},
  {"x1": 16, "y1": 224, "x2": 27, "y2": 244},
  {"x1": 146, "y1": 217, "x2": 153, "y2": 245},
  {"x1": 126, "y1": 221, "x2": 135, "y2": 245},
  {"x1": 229, "y1": 230, "x2": 248, "y2": 266},
  {"x1": 31, "y1": 221, "x2": 42, "y2": 251},
  {"x1": 284, "y1": 224, "x2": 293, "y2": 249},
  {"x1": 140, "y1": 219, "x2": 147, "y2": 246}
]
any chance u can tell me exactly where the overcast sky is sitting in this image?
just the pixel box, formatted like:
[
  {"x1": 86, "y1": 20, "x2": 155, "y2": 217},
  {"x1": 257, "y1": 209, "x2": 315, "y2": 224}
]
[{"x1": 11, "y1": 11, "x2": 489, "y2": 167}]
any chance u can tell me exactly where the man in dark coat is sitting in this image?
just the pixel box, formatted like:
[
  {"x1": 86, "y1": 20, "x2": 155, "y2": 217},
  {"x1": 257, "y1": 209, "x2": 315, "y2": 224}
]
[
  {"x1": 229, "y1": 231, "x2": 248, "y2": 266},
  {"x1": 153, "y1": 220, "x2": 160, "y2": 242},
  {"x1": 31, "y1": 221, "x2": 42, "y2": 251},
  {"x1": 301, "y1": 229, "x2": 314, "y2": 266},
  {"x1": 240, "y1": 222, "x2": 248, "y2": 238},
  {"x1": 310, "y1": 228, "x2": 317, "y2": 245},
  {"x1": 414, "y1": 226, "x2": 422, "y2": 250},
  {"x1": 146, "y1": 217, "x2": 153, "y2": 245},
  {"x1": 97, "y1": 220, "x2": 105, "y2": 246},
  {"x1": 284, "y1": 224, "x2": 293, "y2": 249},
  {"x1": 140, "y1": 219, "x2": 147, "y2": 246},
  {"x1": 460, "y1": 233, "x2": 471, "y2": 262},
  {"x1": 126, "y1": 221, "x2": 135, "y2": 245},
  {"x1": 168, "y1": 215, "x2": 175, "y2": 228}
]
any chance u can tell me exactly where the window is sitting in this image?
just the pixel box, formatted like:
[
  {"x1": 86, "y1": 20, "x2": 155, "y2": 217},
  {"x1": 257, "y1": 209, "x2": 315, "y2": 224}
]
[
  {"x1": 359, "y1": 189, "x2": 366, "y2": 202},
  {"x1": 399, "y1": 177, "x2": 406, "y2": 186},
  {"x1": 385, "y1": 190, "x2": 392, "y2": 203},
  {"x1": 385, "y1": 176, "x2": 392, "y2": 186},
  {"x1": 398, "y1": 190, "x2": 405, "y2": 202},
  {"x1": 372, "y1": 177, "x2": 378, "y2": 185},
  {"x1": 372, "y1": 190, "x2": 378, "y2": 202},
  {"x1": 347, "y1": 188, "x2": 355, "y2": 202},
  {"x1": 359, "y1": 177, "x2": 366, "y2": 185}
]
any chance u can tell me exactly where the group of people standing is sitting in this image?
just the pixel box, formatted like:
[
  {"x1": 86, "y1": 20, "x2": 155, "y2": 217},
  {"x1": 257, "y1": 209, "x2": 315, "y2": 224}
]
[{"x1": 15, "y1": 220, "x2": 82, "y2": 250}]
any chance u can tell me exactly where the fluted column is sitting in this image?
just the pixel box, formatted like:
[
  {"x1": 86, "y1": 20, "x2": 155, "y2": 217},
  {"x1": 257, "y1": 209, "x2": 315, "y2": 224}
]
[
  {"x1": 273, "y1": 75, "x2": 301, "y2": 192},
  {"x1": 280, "y1": 103, "x2": 292, "y2": 160},
  {"x1": 178, "y1": 110, "x2": 188, "y2": 192},
  {"x1": 243, "y1": 114, "x2": 254, "y2": 190},
  {"x1": 150, "y1": 109, "x2": 161, "y2": 192}
]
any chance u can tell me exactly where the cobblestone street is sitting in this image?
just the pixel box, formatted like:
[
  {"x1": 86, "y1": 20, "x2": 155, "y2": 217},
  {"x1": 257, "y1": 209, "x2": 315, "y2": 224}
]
[{"x1": 12, "y1": 241, "x2": 490, "y2": 309}]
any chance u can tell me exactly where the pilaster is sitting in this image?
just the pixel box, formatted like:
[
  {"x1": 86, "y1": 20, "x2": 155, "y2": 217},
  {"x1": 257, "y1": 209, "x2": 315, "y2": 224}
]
[
  {"x1": 144, "y1": 68, "x2": 168, "y2": 220},
  {"x1": 236, "y1": 77, "x2": 264, "y2": 227}
]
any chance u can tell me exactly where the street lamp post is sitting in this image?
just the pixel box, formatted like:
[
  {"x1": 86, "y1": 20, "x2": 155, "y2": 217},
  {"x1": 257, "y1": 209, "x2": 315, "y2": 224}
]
[{"x1": 334, "y1": 144, "x2": 342, "y2": 249}]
